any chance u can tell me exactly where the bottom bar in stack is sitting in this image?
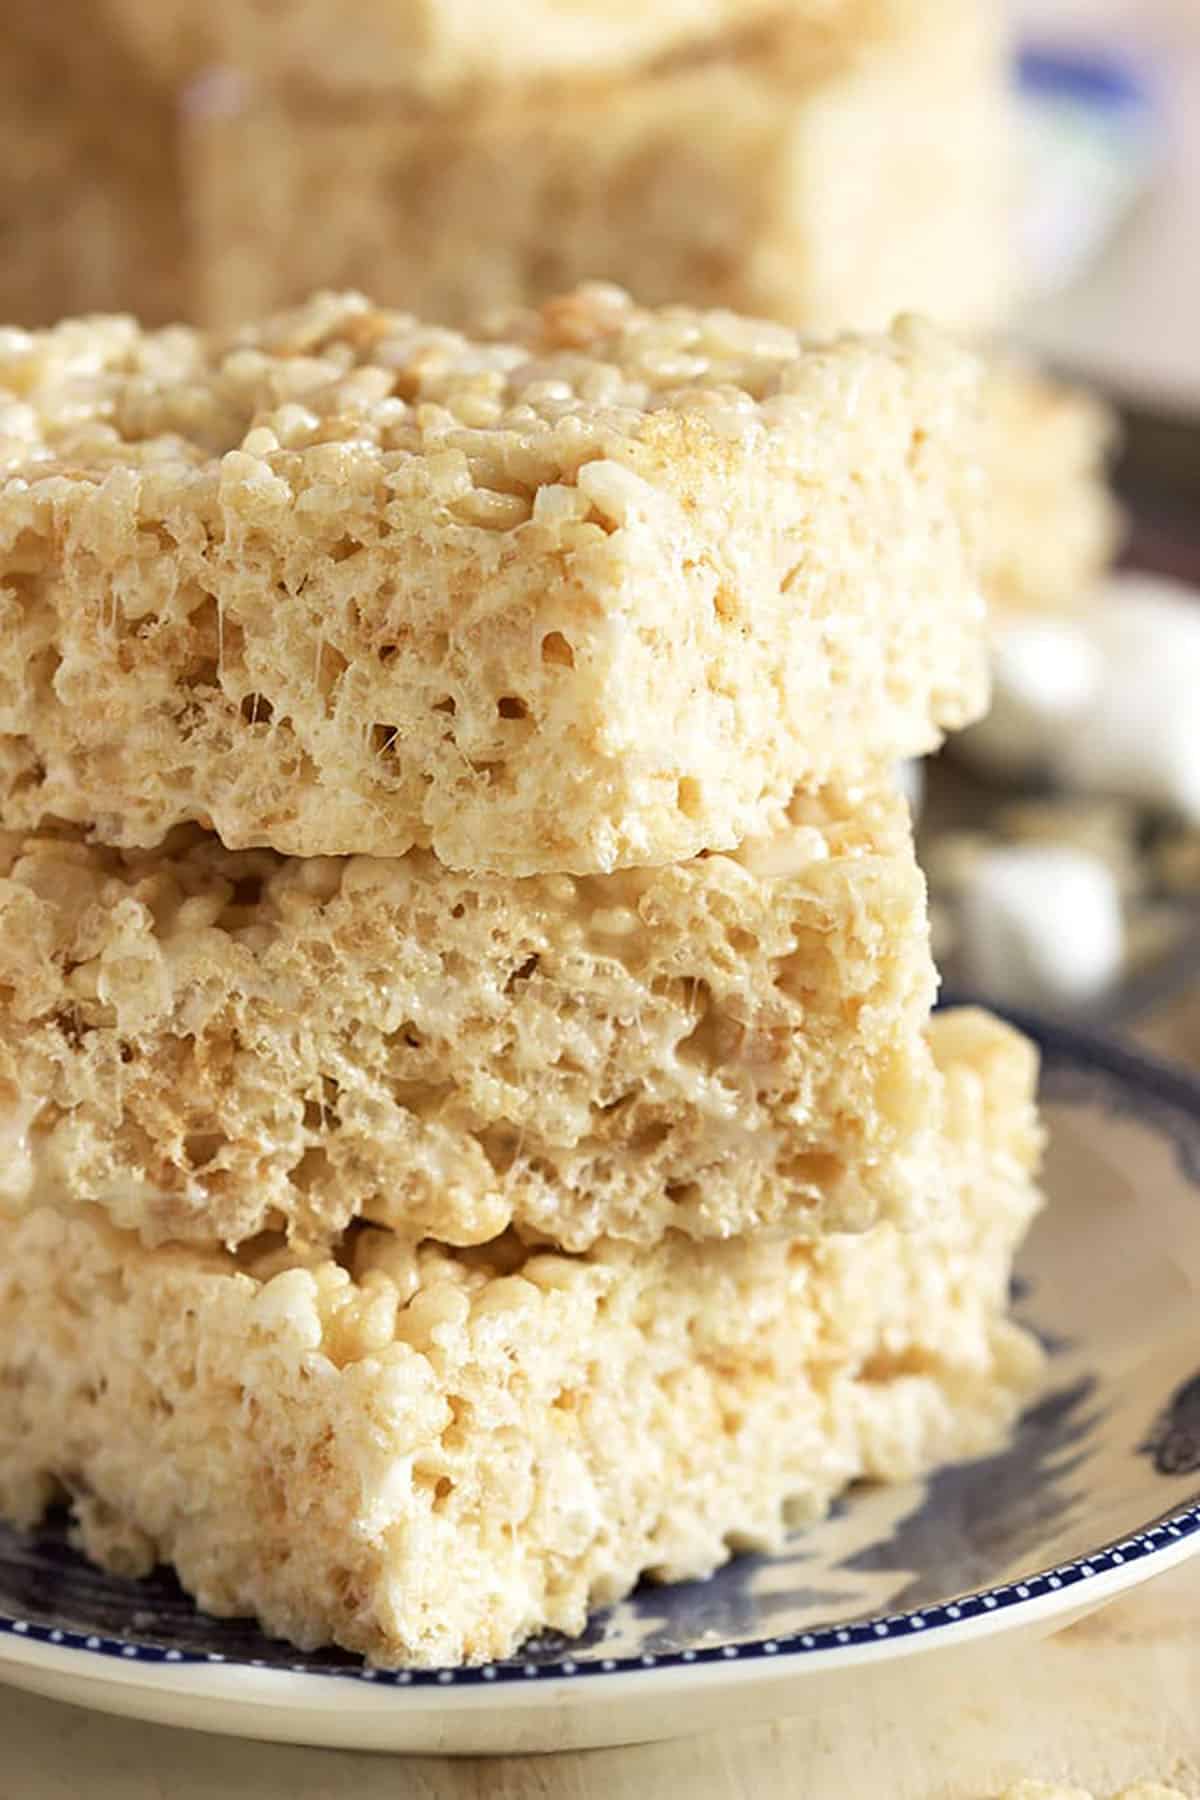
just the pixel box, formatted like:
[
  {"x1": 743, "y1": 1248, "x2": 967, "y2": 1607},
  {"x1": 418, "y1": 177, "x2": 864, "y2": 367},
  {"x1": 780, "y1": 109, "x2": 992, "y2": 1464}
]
[{"x1": 0, "y1": 1009, "x2": 1045, "y2": 1669}]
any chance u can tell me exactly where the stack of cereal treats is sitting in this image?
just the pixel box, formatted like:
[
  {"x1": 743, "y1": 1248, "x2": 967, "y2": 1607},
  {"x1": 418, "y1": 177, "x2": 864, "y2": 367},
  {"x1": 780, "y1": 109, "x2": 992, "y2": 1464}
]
[{"x1": 0, "y1": 285, "x2": 1046, "y2": 1668}]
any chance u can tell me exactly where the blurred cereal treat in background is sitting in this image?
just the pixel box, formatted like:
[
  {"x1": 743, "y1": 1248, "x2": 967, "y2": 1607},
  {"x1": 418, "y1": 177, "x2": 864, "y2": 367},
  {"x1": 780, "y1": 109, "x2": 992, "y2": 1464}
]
[
  {"x1": 181, "y1": 0, "x2": 1014, "y2": 334},
  {"x1": 100, "y1": 0, "x2": 826, "y2": 97},
  {"x1": 982, "y1": 360, "x2": 1122, "y2": 619},
  {"x1": 0, "y1": 0, "x2": 1014, "y2": 335},
  {"x1": 0, "y1": 1, "x2": 186, "y2": 327}
]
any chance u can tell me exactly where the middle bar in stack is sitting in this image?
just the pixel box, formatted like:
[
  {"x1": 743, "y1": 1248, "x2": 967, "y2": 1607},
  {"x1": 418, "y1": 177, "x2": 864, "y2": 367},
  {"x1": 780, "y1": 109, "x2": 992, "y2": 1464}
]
[
  {"x1": 0, "y1": 286, "x2": 1039, "y2": 1668},
  {"x1": 0, "y1": 782, "x2": 941, "y2": 1250}
]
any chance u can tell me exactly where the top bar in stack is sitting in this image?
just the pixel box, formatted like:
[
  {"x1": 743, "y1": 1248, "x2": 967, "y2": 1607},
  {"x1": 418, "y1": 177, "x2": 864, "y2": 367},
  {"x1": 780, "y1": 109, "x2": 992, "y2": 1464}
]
[{"x1": 0, "y1": 286, "x2": 985, "y2": 874}]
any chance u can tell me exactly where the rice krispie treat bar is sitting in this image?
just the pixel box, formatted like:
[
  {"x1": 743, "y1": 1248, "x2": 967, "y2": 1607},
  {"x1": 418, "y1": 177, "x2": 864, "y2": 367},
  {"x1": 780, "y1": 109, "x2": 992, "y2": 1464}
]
[
  {"x1": 186, "y1": 1, "x2": 1011, "y2": 337},
  {"x1": 0, "y1": 287, "x2": 986, "y2": 873},
  {"x1": 0, "y1": 1, "x2": 185, "y2": 329},
  {"x1": 0, "y1": 1009, "x2": 1045, "y2": 1669},
  {"x1": 103, "y1": 0, "x2": 807, "y2": 97},
  {"x1": 983, "y1": 364, "x2": 1121, "y2": 618},
  {"x1": 0, "y1": 784, "x2": 947, "y2": 1252}
]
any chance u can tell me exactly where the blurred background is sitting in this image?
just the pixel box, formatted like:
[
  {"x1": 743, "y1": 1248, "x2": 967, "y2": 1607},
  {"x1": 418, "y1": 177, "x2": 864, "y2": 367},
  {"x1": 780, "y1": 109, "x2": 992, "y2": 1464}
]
[
  {"x1": 2, "y1": 0, "x2": 1198, "y2": 1050},
  {"x1": 1017, "y1": 0, "x2": 1200, "y2": 410},
  {"x1": 936, "y1": 0, "x2": 1200, "y2": 1052}
]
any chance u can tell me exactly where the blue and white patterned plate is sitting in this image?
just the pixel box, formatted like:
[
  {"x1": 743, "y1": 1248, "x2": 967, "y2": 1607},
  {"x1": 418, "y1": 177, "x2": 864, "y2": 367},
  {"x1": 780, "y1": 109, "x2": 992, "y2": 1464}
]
[{"x1": 2, "y1": 1013, "x2": 1200, "y2": 1754}]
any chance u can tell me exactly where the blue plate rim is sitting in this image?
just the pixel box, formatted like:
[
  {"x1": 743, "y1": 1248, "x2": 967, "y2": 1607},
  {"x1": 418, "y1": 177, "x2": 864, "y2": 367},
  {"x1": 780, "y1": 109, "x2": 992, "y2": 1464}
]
[{"x1": 3, "y1": 1007, "x2": 1200, "y2": 1690}]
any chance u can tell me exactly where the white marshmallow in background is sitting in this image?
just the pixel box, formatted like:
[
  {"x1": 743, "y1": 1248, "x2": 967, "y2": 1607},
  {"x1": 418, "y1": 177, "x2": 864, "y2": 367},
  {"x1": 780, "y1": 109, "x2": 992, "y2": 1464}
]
[
  {"x1": 960, "y1": 573, "x2": 1200, "y2": 820},
  {"x1": 960, "y1": 616, "x2": 1104, "y2": 779},
  {"x1": 1055, "y1": 577, "x2": 1200, "y2": 819},
  {"x1": 958, "y1": 845, "x2": 1125, "y2": 1010}
]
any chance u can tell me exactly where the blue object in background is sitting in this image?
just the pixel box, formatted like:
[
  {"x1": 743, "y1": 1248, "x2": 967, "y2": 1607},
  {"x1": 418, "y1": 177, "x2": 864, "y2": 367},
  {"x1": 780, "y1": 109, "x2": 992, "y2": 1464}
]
[{"x1": 1015, "y1": 38, "x2": 1162, "y2": 297}]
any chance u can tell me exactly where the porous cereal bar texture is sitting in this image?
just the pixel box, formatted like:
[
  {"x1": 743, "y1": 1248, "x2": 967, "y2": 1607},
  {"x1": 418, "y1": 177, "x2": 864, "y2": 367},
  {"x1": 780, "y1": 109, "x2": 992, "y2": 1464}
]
[
  {"x1": 0, "y1": 784, "x2": 946, "y2": 1252},
  {"x1": 0, "y1": 1009, "x2": 1045, "y2": 1669},
  {"x1": 186, "y1": 1, "x2": 1011, "y2": 337},
  {"x1": 102, "y1": 0, "x2": 804, "y2": 97},
  {"x1": 983, "y1": 364, "x2": 1121, "y2": 618},
  {"x1": 0, "y1": 287, "x2": 986, "y2": 873}
]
